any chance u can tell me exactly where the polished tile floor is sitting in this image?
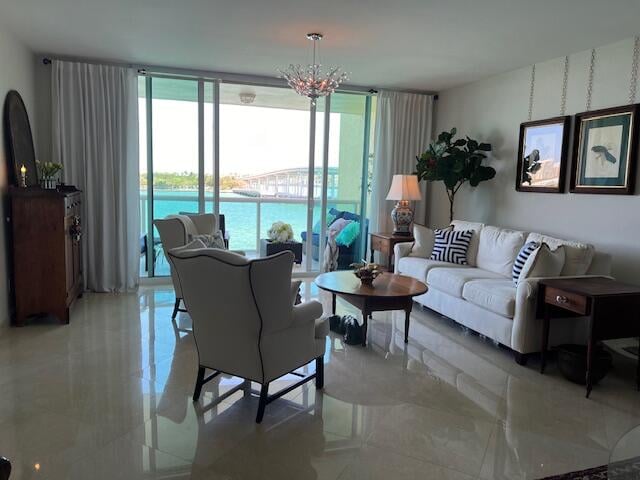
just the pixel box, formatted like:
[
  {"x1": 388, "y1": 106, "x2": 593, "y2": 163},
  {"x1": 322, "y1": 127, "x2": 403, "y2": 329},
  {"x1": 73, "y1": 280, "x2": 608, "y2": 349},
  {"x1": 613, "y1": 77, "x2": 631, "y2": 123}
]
[{"x1": 1, "y1": 282, "x2": 639, "y2": 479}]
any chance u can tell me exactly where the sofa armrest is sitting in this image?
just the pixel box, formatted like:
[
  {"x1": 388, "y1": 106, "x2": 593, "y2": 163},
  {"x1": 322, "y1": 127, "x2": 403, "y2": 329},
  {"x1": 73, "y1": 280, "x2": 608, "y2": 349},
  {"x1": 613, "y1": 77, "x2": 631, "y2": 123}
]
[
  {"x1": 511, "y1": 274, "x2": 613, "y2": 354},
  {"x1": 587, "y1": 251, "x2": 612, "y2": 276},
  {"x1": 393, "y1": 242, "x2": 415, "y2": 272}
]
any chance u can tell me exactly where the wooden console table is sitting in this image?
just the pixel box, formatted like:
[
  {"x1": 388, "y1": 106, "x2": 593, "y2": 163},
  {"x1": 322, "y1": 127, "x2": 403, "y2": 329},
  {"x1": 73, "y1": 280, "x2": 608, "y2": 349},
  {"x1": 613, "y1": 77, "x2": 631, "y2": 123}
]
[
  {"x1": 539, "y1": 277, "x2": 640, "y2": 398},
  {"x1": 369, "y1": 232, "x2": 414, "y2": 272}
]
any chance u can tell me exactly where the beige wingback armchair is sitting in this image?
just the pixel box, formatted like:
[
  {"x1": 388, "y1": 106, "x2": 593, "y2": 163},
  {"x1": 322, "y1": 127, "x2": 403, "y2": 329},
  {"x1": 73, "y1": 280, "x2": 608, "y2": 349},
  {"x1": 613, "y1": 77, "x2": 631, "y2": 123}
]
[
  {"x1": 168, "y1": 247, "x2": 328, "y2": 423},
  {"x1": 154, "y1": 213, "x2": 243, "y2": 319}
]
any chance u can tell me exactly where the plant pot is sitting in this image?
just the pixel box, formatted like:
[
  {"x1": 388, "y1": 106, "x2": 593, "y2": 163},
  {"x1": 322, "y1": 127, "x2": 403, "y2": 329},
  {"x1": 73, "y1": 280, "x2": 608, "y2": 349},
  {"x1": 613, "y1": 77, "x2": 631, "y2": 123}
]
[
  {"x1": 359, "y1": 276, "x2": 374, "y2": 286},
  {"x1": 259, "y1": 239, "x2": 302, "y2": 264},
  {"x1": 557, "y1": 344, "x2": 612, "y2": 385},
  {"x1": 40, "y1": 178, "x2": 57, "y2": 189}
]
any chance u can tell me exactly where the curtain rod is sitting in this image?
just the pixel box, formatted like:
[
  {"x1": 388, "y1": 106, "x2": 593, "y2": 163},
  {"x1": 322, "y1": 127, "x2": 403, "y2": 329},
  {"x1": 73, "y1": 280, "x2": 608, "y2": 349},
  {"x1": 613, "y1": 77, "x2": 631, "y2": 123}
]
[{"x1": 41, "y1": 56, "x2": 438, "y2": 97}]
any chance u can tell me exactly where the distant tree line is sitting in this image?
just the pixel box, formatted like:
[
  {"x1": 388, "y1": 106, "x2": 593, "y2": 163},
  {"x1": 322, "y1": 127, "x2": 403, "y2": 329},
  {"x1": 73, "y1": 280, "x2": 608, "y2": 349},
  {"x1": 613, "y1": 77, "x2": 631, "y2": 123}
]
[{"x1": 140, "y1": 172, "x2": 248, "y2": 190}]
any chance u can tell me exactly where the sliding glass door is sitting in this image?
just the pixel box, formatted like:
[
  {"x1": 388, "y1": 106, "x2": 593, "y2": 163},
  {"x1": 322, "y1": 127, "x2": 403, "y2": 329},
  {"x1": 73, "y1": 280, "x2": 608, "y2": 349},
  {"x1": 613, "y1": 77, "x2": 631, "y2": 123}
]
[
  {"x1": 139, "y1": 76, "x2": 374, "y2": 277},
  {"x1": 324, "y1": 93, "x2": 375, "y2": 267},
  {"x1": 218, "y1": 84, "x2": 313, "y2": 269},
  {"x1": 139, "y1": 77, "x2": 205, "y2": 277}
]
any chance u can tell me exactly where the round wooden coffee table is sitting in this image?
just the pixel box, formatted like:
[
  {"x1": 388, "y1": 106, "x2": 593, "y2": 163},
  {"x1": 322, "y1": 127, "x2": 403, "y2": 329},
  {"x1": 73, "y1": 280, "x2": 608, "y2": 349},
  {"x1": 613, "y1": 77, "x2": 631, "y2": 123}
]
[{"x1": 315, "y1": 271, "x2": 428, "y2": 346}]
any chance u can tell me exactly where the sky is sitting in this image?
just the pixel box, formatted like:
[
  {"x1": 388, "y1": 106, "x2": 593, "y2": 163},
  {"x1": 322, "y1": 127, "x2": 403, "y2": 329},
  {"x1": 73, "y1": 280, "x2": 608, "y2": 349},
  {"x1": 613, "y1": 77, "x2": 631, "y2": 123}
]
[{"x1": 139, "y1": 99, "x2": 341, "y2": 176}]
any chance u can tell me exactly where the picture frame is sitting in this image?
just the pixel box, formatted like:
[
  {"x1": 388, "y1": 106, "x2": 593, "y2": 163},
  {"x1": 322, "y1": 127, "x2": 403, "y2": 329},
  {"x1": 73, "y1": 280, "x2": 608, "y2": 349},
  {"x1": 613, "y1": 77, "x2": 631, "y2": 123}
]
[
  {"x1": 516, "y1": 116, "x2": 571, "y2": 193},
  {"x1": 570, "y1": 104, "x2": 640, "y2": 195}
]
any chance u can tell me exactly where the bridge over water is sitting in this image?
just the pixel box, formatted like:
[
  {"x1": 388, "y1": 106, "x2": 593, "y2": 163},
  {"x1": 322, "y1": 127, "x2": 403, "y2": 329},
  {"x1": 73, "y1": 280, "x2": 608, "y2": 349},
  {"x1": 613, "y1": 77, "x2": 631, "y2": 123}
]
[{"x1": 240, "y1": 167, "x2": 339, "y2": 198}]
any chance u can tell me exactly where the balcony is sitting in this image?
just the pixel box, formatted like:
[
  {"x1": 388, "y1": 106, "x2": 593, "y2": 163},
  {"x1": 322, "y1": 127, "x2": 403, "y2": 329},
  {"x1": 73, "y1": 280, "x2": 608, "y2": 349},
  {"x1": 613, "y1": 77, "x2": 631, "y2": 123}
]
[{"x1": 140, "y1": 191, "x2": 361, "y2": 277}]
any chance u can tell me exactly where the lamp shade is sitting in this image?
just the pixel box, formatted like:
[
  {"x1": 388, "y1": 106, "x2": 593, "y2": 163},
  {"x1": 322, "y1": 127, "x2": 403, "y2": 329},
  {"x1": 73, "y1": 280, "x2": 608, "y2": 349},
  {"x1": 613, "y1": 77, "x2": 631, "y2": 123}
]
[{"x1": 386, "y1": 174, "x2": 422, "y2": 201}]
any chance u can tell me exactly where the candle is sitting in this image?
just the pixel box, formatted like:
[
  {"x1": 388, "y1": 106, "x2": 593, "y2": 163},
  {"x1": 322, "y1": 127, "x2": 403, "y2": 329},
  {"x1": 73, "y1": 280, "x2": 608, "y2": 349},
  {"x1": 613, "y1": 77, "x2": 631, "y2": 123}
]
[{"x1": 20, "y1": 164, "x2": 26, "y2": 187}]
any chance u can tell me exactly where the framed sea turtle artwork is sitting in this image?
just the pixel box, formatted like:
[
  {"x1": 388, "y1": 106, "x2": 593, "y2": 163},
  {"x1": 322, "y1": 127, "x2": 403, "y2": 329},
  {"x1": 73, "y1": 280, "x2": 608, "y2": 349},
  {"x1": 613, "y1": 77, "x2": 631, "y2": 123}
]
[
  {"x1": 516, "y1": 116, "x2": 571, "y2": 193},
  {"x1": 570, "y1": 104, "x2": 640, "y2": 195}
]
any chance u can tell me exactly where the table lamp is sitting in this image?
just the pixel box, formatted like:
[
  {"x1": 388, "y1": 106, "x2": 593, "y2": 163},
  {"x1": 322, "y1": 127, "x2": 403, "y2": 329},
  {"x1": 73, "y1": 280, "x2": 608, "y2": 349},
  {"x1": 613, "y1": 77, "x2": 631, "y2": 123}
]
[{"x1": 386, "y1": 174, "x2": 422, "y2": 236}]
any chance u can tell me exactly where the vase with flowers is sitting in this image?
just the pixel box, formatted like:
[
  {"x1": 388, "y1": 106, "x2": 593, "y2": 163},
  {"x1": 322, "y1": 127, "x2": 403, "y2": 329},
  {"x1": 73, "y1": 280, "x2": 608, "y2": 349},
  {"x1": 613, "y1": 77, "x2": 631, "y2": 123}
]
[
  {"x1": 267, "y1": 221, "x2": 294, "y2": 243},
  {"x1": 350, "y1": 260, "x2": 383, "y2": 286},
  {"x1": 37, "y1": 161, "x2": 63, "y2": 189}
]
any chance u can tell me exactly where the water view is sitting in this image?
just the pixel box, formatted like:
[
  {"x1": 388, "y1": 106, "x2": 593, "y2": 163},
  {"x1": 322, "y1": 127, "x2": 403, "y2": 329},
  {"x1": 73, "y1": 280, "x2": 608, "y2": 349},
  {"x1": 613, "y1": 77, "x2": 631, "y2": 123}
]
[
  {"x1": 142, "y1": 189, "x2": 323, "y2": 252},
  {"x1": 139, "y1": 79, "x2": 374, "y2": 276}
]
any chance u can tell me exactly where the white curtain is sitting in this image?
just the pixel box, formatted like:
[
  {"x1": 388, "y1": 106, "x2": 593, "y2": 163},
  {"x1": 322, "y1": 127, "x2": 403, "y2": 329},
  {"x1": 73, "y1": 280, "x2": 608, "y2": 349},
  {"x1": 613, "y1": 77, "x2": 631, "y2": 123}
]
[
  {"x1": 52, "y1": 60, "x2": 139, "y2": 292},
  {"x1": 370, "y1": 90, "x2": 434, "y2": 234}
]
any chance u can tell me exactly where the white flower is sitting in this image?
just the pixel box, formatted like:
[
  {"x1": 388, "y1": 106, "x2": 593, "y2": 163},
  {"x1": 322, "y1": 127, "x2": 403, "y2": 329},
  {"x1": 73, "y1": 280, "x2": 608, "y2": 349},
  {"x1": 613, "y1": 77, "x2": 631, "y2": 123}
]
[{"x1": 267, "y1": 221, "x2": 294, "y2": 243}]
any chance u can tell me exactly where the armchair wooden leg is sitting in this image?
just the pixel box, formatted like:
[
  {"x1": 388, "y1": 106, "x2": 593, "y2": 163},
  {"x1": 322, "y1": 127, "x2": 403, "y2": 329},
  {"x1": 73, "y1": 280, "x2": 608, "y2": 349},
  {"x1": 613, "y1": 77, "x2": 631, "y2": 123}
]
[
  {"x1": 256, "y1": 383, "x2": 270, "y2": 423},
  {"x1": 193, "y1": 366, "x2": 206, "y2": 401},
  {"x1": 315, "y1": 356, "x2": 324, "y2": 389},
  {"x1": 172, "y1": 298, "x2": 181, "y2": 320}
]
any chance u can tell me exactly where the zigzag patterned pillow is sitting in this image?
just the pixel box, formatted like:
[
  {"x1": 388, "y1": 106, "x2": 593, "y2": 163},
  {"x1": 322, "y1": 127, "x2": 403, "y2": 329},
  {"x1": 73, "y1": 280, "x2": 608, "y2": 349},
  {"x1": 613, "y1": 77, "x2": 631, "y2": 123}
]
[{"x1": 429, "y1": 229, "x2": 473, "y2": 265}]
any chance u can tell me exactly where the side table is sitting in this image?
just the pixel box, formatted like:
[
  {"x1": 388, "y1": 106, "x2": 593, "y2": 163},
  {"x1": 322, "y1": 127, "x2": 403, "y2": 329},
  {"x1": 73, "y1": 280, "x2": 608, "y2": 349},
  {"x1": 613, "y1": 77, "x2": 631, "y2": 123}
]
[
  {"x1": 259, "y1": 239, "x2": 303, "y2": 264},
  {"x1": 539, "y1": 277, "x2": 640, "y2": 398},
  {"x1": 370, "y1": 232, "x2": 414, "y2": 272}
]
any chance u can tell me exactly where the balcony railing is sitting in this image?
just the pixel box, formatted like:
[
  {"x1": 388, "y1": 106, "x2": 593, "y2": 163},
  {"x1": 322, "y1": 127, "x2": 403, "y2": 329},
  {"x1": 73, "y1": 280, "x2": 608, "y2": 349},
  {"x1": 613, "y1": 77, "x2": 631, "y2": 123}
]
[{"x1": 140, "y1": 191, "x2": 361, "y2": 274}]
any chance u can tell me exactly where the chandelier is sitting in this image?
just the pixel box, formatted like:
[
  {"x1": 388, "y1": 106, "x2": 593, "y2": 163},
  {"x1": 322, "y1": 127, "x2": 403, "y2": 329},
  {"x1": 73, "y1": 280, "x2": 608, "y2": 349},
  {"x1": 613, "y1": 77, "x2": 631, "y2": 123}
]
[{"x1": 279, "y1": 33, "x2": 348, "y2": 105}]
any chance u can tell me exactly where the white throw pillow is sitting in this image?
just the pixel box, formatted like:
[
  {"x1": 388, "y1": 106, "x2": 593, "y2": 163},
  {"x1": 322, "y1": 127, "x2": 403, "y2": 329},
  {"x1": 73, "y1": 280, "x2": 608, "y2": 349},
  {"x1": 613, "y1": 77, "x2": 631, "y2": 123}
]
[
  {"x1": 193, "y1": 231, "x2": 226, "y2": 249},
  {"x1": 450, "y1": 220, "x2": 484, "y2": 266},
  {"x1": 526, "y1": 233, "x2": 594, "y2": 276},
  {"x1": 517, "y1": 244, "x2": 566, "y2": 284},
  {"x1": 476, "y1": 226, "x2": 526, "y2": 277},
  {"x1": 409, "y1": 224, "x2": 435, "y2": 258},
  {"x1": 169, "y1": 238, "x2": 207, "y2": 255}
]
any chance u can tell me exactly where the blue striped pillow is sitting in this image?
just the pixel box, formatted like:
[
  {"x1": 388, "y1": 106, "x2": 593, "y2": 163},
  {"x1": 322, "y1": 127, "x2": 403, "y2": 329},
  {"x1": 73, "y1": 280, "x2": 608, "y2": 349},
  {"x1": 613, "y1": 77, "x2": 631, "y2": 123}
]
[
  {"x1": 430, "y1": 229, "x2": 473, "y2": 265},
  {"x1": 512, "y1": 241, "x2": 540, "y2": 284}
]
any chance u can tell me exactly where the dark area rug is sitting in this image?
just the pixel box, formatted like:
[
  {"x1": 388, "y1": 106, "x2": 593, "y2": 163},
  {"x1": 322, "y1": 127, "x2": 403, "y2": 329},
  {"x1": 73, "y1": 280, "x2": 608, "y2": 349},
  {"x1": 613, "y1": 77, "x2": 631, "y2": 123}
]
[
  {"x1": 623, "y1": 346, "x2": 639, "y2": 357},
  {"x1": 539, "y1": 465, "x2": 607, "y2": 479},
  {"x1": 539, "y1": 457, "x2": 640, "y2": 479}
]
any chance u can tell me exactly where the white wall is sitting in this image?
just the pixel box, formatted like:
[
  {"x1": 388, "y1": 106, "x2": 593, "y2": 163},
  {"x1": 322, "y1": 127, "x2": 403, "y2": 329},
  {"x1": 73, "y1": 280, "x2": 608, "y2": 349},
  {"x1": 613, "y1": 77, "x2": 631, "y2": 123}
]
[
  {"x1": 0, "y1": 27, "x2": 37, "y2": 329},
  {"x1": 431, "y1": 37, "x2": 640, "y2": 282}
]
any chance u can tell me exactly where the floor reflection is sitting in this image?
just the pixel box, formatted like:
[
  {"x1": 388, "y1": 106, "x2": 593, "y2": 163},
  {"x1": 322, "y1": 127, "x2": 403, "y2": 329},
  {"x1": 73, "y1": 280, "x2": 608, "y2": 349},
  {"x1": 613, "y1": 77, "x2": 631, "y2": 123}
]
[{"x1": 0, "y1": 284, "x2": 639, "y2": 479}]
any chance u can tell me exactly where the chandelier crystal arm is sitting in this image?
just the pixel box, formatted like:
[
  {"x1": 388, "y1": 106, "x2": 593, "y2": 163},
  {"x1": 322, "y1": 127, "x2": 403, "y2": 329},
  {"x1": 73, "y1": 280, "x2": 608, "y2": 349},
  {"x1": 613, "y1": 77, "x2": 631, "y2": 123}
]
[{"x1": 278, "y1": 32, "x2": 349, "y2": 105}]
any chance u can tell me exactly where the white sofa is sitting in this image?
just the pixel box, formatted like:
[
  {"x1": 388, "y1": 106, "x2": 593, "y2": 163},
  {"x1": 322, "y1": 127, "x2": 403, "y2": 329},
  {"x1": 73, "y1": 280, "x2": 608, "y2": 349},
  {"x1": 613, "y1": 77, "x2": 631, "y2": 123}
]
[{"x1": 394, "y1": 220, "x2": 612, "y2": 363}]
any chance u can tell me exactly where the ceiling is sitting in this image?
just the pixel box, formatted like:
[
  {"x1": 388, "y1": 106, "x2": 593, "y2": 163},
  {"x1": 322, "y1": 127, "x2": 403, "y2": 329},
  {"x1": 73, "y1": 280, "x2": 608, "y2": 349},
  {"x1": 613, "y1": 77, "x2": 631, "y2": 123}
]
[{"x1": 2, "y1": 0, "x2": 640, "y2": 91}]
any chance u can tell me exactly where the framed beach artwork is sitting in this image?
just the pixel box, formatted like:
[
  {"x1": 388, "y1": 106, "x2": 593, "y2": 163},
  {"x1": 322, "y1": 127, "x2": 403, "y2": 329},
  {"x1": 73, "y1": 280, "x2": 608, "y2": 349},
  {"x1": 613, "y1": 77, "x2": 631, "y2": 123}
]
[
  {"x1": 570, "y1": 104, "x2": 640, "y2": 195},
  {"x1": 516, "y1": 116, "x2": 570, "y2": 193}
]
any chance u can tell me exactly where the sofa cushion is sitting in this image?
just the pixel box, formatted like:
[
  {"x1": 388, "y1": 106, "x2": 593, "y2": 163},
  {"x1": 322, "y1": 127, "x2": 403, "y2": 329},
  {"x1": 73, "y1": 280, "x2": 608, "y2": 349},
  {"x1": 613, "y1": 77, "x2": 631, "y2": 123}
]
[
  {"x1": 476, "y1": 226, "x2": 526, "y2": 277},
  {"x1": 328, "y1": 218, "x2": 352, "y2": 235},
  {"x1": 397, "y1": 257, "x2": 465, "y2": 282},
  {"x1": 336, "y1": 221, "x2": 360, "y2": 247},
  {"x1": 193, "y1": 231, "x2": 226, "y2": 249},
  {"x1": 427, "y1": 267, "x2": 504, "y2": 298},
  {"x1": 462, "y1": 279, "x2": 517, "y2": 318},
  {"x1": 450, "y1": 220, "x2": 484, "y2": 266},
  {"x1": 410, "y1": 224, "x2": 435, "y2": 258},
  {"x1": 430, "y1": 229, "x2": 473, "y2": 265},
  {"x1": 512, "y1": 241, "x2": 539, "y2": 284},
  {"x1": 340, "y1": 210, "x2": 361, "y2": 222},
  {"x1": 519, "y1": 243, "x2": 565, "y2": 282},
  {"x1": 526, "y1": 232, "x2": 594, "y2": 276}
]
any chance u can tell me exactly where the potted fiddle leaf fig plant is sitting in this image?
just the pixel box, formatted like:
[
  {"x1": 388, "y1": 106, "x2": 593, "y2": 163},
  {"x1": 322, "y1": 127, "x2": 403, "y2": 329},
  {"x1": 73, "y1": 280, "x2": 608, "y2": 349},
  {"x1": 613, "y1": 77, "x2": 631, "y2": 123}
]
[{"x1": 415, "y1": 128, "x2": 495, "y2": 222}]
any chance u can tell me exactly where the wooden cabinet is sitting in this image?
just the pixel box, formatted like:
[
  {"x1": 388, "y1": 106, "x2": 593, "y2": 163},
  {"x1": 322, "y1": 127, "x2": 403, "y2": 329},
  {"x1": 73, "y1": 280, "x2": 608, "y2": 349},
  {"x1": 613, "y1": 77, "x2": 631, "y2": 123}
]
[{"x1": 8, "y1": 187, "x2": 83, "y2": 326}]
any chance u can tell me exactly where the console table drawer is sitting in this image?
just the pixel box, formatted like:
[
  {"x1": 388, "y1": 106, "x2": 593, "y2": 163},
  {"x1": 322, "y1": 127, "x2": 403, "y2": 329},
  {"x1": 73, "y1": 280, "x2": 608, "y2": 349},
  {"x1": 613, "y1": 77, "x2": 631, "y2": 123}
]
[
  {"x1": 370, "y1": 235, "x2": 391, "y2": 255},
  {"x1": 544, "y1": 287, "x2": 587, "y2": 315}
]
